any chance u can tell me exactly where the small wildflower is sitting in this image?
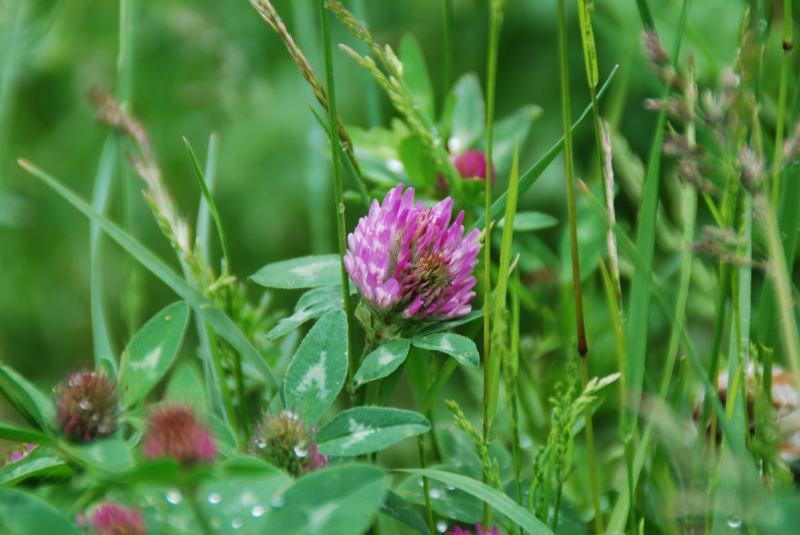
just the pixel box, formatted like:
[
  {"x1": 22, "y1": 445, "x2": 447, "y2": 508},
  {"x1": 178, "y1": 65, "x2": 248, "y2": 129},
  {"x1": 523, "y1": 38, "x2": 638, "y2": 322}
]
[
  {"x1": 252, "y1": 410, "x2": 327, "y2": 476},
  {"x1": 438, "y1": 149, "x2": 497, "y2": 191},
  {"x1": 53, "y1": 368, "x2": 118, "y2": 443},
  {"x1": 3, "y1": 443, "x2": 35, "y2": 465},
  {"x1": 345, "y1": 184, "x2": 480, "y2": 337},
  {"x1": 91, "y1": 502, "x2": 145, "y2": 535},
  {"x1": 141, "y1": 405, "x2": 217, "y2": 465},
  {"x1": 445, "y1": 524, "x2": 502, "y2": 535}
]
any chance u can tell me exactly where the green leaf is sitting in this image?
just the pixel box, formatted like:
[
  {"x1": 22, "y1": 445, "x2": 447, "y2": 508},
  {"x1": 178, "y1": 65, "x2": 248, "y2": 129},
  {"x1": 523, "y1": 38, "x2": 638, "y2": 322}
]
[
  {"x1": 196, "y1": 472, "x2": 291, "y2": 534},
  {"x1": 0, "y1": 422, "x2": 52, "y2": 444},
  {"x1": 218, "y1": 456, "x2": 283, "y2": 479},
  {"x1": 400, "y1": 34, "x2": 435, "y2": 120},
  {"x1": 411, "y1": 333, "x2": 479, "y2": 367},
  {"x1": 497, "y1": 211, "x2": 557, "y2": 232},
  {"x1": 165, "y1": 363, "x2": 206, "y2": 409},
  {"x1": 115, "y1": 460, "x2": 179, "y2": 486},
  {"x1": 469, "y1": 66, "x2": 617, "y2": 233},
  {"x1": 400, "y1": 469, "x2": 555, "y2": 535},
  {"x1": 118, "y1": 301, "x2": 190, "y2": 408},
  {"x1": 417, "y1": 310, "x2": 484, "y2": 335},
  {"x1": 449, "y1": 73, "x2": 485, "y2": 153},
  {"x1": 283, "y1": 310, "x2": 348, "y2": 426},
  {"x1": 184, "y1": 136, "x2": 229, "y2": 264},
  {"x1": 396, "y1": 464, "x2": 481, "y2": 523},
  {"x1": 251, "y1": 254, "x2": 343, "y2": 289},
  {"x1": 354, "y1": 339, "x2": 411, "y2": 387},
  {"x1": 399, "y1": 135, "x2": 437, "y2": 188},
  {"x1": 60, "y1": 438, "x2": 133, "y2": 472},
  {"x1": 0, "y1": 365, "x2": 54, "y2": 433},
  {"x1": 206, "y1": 411, "x2": 237, "y2": 456},
  {"x1": 0, "y1": 449, "x2": 71, "y2": 487},
  {"x1": 267, "y1": 284, "x2": 346, "y2": 340},
  {"x1": 0, "y1": 488, "x2": 84, "y2": 535},
  {"x1": 380, "y1": 490, "x2": 430, "y2": 535},
  {"x1": 315, "y1": 407, "x2": 429, "y2": 456},
  {"x1": 262, "y1": 464, "x2": 388, "y2": 535},
  {"x1": 18, "y1": 160, "x2": 280, "y2": 390}
]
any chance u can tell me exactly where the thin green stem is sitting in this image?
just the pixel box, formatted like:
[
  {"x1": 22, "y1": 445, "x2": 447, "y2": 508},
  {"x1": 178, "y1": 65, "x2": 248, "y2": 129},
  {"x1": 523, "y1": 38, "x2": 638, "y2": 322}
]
[
  {"x1": 558, "y1": 0, "x2": 587, "y2": 357},
  {"x1": 772, "y1": 0, "x2": 793, "y2": 210},
  {"x1": 579, "y1": 357, "x2": 604, "y2": 534},
  {"x1": 319, "y1": 0, "x2": 356, "y2": 400},
  {"x1": 206, "y1": 324, "x2": 240, "y2": 441},
  {"x1": 443, "y1": 0, "x2": 455, "y2": 91},
  {"x1": 482, "y1": 0, "x2": 503, "y2": 528},
  {"x1": 625, "y1": 438, "x2": 636, "y2": 535},
  {"x1": 418, "y1": 435, "x2": 436, "y2": 535},
  {"x1": 233, "y1": 351, "x2": 250, "y2": 440},
  {"x1": 350, "y1": 0, "x2": 382, "y2": 127}
]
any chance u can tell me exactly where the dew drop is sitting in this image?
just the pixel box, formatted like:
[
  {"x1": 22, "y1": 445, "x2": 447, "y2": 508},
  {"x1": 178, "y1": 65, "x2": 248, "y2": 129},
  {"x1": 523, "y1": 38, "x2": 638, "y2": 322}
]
[
  {"x1": 294, "y1": 443, "x2": 308, "y2": 458},
  {"x1": 231, "y1": 518, "x2": 243, "y2": 529},
  {"x1": 521, "y1": 435, "x2": 533, "y2": 448},
  {"x1": 446, "y1": 485, "x2": 455, "y2": 491},
  {"x1": 386, "y1": 158, "x2": 405, "y2": 174},
  {"x1": 79, "y1": 399, "x2": 93, "y2": 411},
  {"x1": 270, "y1": 493, "x2": 286, "y2": 508},
  {"x1": 728, "y1": 514, "x2": 743, "y2": 529},
  {"x1": 436, "y1": 520, "x2": 448, "y2": 533},
  {"x1": 208, "y1": 493, "x2": 221, "y2": 505},
  {"x1": 418, "y1": 479, "x2": 424, "y2": 487},
  {"x1": 251, "y1": 505, "x2": 266, "y2": 518},
  {"x1": 447, "y1": 137, "x2": 461, "y2": 153},
  {"x1": 166, "y1": 490, "x2": 182, "y2": 505},
  {"x1": 429, "y1": 488, "x2": 441, "y2": 499}
]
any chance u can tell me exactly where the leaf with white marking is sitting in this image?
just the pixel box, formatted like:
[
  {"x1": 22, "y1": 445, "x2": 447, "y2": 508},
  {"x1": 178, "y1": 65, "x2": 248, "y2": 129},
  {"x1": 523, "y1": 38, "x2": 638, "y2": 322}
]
[
  {"x1": 411, "y1": 333, "x2": 479, "y2": 367},
  {"x1": 118, "y1": 302, "x2": 190, "y2": 408},
  {"x1": 261, "y1": 464, "x2": 388, "y2": 535},
  {"x1": 251, "y1": 255, "x2": 342, "y2": 289},
  {"x1": 283, "y1": 310, "x2": 348, "y2": 426},
  {"x1": 316, "y1": 407, "x2": 430, "y2": 457},
  {"x1": 354, "y1": 339, "x2": 411, "y2": 387},
  {"x1": 267, "y1": 285, "x2": 346, "y2": 340}
]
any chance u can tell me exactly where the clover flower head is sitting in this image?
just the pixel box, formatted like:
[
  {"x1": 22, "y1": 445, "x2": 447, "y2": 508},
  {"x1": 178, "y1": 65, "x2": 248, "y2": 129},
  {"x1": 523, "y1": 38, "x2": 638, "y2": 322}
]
[
  {"x1": 142, "y1": 405, "x2": 216, "y2": 465},
  {"x1": 91, "y1": 501, "x2": 145, "y2": 535},
  {"x1": 54, "y1": 368, "x2": 118, "y2": 443},
  {"x1": 438, "y1": 149, "x2": 497, "y2": 191},
  {"x1": 445, "y1": 524, "x2": 502, "y2": 535},
  {"x1": 344, "y1": 184, "x2": 480, "y2": 326},
  {"x1": 4, "y1": 443, "x2": 35, "y2": 465},
  {"x1": 253, "y1": 410, "x2": 327, "y2": 476}
]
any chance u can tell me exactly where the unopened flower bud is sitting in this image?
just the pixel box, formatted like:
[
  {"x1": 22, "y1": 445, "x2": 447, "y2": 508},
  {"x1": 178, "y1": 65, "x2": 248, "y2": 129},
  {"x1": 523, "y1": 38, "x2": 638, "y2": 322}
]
[
  {"x1": 53, "y1": 368, "x2": 118, "y2": 443},
  {"x1": 142, "y1": 405, "x2": 217, "y2": 465},
  {"x1": 252, "y1": 410, "x2": 327, "y2": 476}
]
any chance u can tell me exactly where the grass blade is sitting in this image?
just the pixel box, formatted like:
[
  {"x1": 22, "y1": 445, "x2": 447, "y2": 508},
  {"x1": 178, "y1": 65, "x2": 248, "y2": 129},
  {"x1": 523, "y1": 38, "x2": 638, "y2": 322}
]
[
  {"x1": 196, "y1": 132, "x2": 219, "y2": 261},
  {"x1": 184, "y1": 136, "x2": 229, "y2": 266},
  {"x1": 469, "y1": 66, "x2": 617, "y2": 233},
  {"x1": 19, "y1": 159, "x2": 281, "y2": 391},
  {"x1": 90, "y1": 134, "x2": 118, "y2": 371}
]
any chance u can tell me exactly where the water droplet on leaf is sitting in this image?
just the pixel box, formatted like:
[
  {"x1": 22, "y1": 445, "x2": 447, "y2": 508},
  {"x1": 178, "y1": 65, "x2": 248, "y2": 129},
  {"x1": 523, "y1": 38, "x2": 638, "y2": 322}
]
[
  {"x1": 208, "y1": 493, "x2": 221, "y2": 505},
  {"x1": 231, "y1": 518, "x2": 243, "y2": 529},
  {"x1": 251, "y1": 505, "x2": 265, "y2": 518},
  {"x1": 436, "y1": 520, "x2": 448, "y2": 533},
  {"x1": 166, "y1": 490, "x2": 182, "y2": 505},
  {"x1": 728, "y1": 514, "x2": 743, "y2": 528},
  {"x1": 270, "y1": 493, "x2": 286, "y2": 508}
]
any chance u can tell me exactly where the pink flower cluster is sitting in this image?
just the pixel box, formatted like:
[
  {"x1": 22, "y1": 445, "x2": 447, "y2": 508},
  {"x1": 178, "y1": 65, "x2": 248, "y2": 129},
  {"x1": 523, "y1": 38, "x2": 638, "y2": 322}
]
[
  {"x1": 344, "y1": 184, "x2": 480, "y2": 322},
  {"x1": 91, "y1": 502, "x2": 145, "y2": 535},
  {"x1": 446, "y1": 524, "x2": 501, "y2": 535},
  {"x1": 141, "y1": 405, "x2": 217, "y2": 466}
]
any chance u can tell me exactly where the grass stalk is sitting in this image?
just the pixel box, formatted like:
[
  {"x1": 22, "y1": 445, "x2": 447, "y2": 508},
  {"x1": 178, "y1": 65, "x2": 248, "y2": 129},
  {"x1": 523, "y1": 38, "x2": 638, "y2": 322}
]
[
  {"x1": 418, "y1": 435, "x2": 436, "y2": 535},
  {"x1": 443, "y1": 0, "x2": 455, "y2": 91},
  {"x1": 206, "y1": 325, "x2": 240, "y2": 442},
  {"x1": 557, "y1": 0, "x2": 587, "y2": 358},
  {"x1": 318, "y1": 0, "x2": 356, "y2": 401},
  {"x1": 481, "y1": 0, "x2": 503, "y2": 528},
  {"x1": 350, "y1": 0, "x2": 382, "y2": 127},
  {"x1": 771, "y1": 0, "x2": 792, "y2": 211}
]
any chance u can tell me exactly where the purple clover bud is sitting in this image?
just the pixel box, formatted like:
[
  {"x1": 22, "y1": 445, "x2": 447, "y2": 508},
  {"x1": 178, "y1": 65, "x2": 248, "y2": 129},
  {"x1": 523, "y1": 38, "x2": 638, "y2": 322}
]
[
  {"x1": 141, "y1": 405, "x2": 217, "y2": 466},
  {"x1": 445, "y1": 524, "x2": 502, "y2": 535},
  {"x1": 90, "y1": 502, "x2": 145, "y2": 535},
  {"x1": 4, "y1": 443, "x2": 35, "y2": 465},
  {"x1": 53, "y1": 368, "x2": 118, "y2": 443},
  {"x1": 252, "y1": 411, "x2": 327, "y2": 476},
  {"x1": 437, "y1": 149, "x2": 497, "y2": 191},
  {"x1": 344, "y1": 184, "x2": 480, "y2": 331}
]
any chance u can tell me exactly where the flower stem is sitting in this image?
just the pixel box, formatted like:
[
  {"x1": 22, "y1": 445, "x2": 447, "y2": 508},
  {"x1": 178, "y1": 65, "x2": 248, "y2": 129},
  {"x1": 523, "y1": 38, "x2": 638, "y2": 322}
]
[
  {"x1": 206, "y1": 324, "x2": 240, "y2": 442},
  {"x1": 418, "y1": 435, "x2": 436, "y2": 535},
  {"x1": 579, "y1": 357, "x2": 603, "y2": 534},
  {"x1": 771, "y1": 0, "x2": 792, "y2": 211},
  {"x1": 318, "y1": 0, "x2": 356, "y2": 401},
  {"x1": 482, "y1": 0, "x2": 502, "y2": 526}
]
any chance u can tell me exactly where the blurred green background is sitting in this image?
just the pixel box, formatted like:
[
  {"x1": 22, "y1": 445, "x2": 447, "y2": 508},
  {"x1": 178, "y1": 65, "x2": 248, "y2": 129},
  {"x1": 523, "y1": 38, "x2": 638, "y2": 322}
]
[{"x1": 0, "y1": 0, "x2": 783, "y2": 399}]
